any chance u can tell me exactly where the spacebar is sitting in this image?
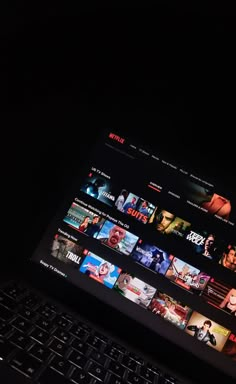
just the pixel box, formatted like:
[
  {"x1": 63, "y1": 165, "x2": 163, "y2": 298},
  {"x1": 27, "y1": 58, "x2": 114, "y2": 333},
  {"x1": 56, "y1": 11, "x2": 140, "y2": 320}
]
[{"x1": 38, "y1": 368, "x2": 69, "y2": 384}]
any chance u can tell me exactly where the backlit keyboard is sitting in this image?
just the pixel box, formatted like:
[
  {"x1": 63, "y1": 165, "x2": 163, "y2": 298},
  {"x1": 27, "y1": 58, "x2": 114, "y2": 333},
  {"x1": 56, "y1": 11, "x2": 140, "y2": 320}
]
[{"x1": 0, "y1": 282, "x2": 180, "y2": 384}]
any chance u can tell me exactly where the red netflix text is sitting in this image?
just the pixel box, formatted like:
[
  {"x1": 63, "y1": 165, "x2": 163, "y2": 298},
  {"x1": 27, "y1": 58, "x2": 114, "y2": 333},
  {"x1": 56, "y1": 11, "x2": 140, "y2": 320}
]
[{"x1": 109, "y1": 132, "x2": 125, "y2": 144}]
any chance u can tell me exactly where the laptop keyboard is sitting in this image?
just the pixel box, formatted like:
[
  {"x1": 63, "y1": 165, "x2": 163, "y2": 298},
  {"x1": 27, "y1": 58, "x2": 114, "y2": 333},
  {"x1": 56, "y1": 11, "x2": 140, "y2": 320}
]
[{"x1": 0, "y1": 282, "x2": 181, "y2": 384}]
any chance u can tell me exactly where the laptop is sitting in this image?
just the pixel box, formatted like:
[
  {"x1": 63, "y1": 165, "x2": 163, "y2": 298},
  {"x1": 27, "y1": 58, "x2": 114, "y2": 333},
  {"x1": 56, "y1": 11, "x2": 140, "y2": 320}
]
[{"x1": 0, "y1": 128, "x2": 235, "y2": 384}]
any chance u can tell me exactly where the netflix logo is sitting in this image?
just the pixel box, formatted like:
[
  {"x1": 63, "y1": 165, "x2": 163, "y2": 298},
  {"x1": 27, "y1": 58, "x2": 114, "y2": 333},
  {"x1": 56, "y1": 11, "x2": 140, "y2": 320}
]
[{"x1": 109, "y1": 132, "x2": 125, "y2": 144}]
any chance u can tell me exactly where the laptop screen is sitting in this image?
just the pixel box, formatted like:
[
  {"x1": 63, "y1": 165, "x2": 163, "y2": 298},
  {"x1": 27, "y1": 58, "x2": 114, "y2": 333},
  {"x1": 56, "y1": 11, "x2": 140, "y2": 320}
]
[{"x1": 31, "y1": 129, "x2": 236, "y2": 379}]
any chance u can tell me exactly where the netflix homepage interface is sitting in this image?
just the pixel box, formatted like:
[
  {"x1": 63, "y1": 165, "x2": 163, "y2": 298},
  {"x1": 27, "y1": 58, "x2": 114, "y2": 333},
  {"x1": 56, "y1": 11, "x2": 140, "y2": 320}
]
[{"x1": 33, "y1": 131, "x2": 236, "y2": 368}]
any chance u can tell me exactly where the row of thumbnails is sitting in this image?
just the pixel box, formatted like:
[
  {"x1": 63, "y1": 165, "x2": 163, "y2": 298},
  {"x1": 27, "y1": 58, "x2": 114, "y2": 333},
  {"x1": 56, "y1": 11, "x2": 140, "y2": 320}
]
[
  {"x1": 50, "y1": 233, "x2": 236, "y2": 361},
  {"x1": 52, "y1": 232, "x2": 236, "y2": 316},
  {"x1": 81, "y1": 167, "x2": 234, "y2": 224},
  {"x1": 64, "y1": 200, "x2": 236, "y2": 274}
]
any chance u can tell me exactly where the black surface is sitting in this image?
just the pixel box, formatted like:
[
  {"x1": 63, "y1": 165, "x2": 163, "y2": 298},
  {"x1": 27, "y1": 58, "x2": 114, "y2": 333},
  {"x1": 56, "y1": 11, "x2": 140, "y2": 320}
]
[
  {"x1": 4, "y1": 3, "x2": 235, "y2": 251},
  {"x1": 2, "y1": 2, "x2": 236, "y2": 383}
]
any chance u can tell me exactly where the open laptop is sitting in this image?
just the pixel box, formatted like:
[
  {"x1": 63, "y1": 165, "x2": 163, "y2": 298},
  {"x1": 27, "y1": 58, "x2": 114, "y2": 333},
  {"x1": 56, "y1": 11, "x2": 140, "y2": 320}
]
[{"x1": 0, "y1": 128, "x2": 235, "y2": 384}]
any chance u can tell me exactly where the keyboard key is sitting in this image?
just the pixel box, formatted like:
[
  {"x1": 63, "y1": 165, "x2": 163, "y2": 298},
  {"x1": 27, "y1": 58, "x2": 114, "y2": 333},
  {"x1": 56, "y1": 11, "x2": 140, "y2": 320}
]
[
  {"x1": 19, "y1": 307, "x2": 37, "y2": 321},
  {"x1": 88, "y1": 360, "x2": 107, "y2": 381},
  {"x1": 10, "y1": 350, "x2": 41, "y2": 378},
  {"x1": 109, "y1": 360, "x2": 126, "y2": 378},
  {"x1": 50, "y1": 354, "x2": 72, "y2": 375},
  {"x1": 44, "y1": 302, "x2": 57, "y2": 312},
  {"x1": 146, "y1": 363, "x2": 160, "y2": 375},
  {"x1": 21, "y1": 294, "x2": 41, "y2": 310},
  {"x1": 49, "y1": 339, "x2": 68, "y2": 356},
  {"x1": 164, "y1": 374, "x2": 178, "y2": 383},
  {"x1": 122, "y1": 355, "x2": 138, "y2": 372},
  {"x1": 104, "y1": 345, "x2": 120, "y2": 360},
  {"x1": 94, "y1": 331, "x2": 109, "y2": 343},
  {"x1": 55, "y1": 316, "x2": 71, "y2": 329},
  {"x1": 9, "y1": 330, "x2": 31, "y2": 349},
  {"x1": 38, "y1": 367, "x2": 69, "y2": 383},
  {"x1": 2, "y1": 285, "x2": 26, "y2": 300},
  {"x1": 111, "y1": 342, "x2": 127, "y2": 354},
  {"x1": 61, "y1": 312, "x2": 73, "y2": 322},
  {"x1": 0, "y1": 293, "x2": 16, "y2": 310},
  {"x1": 11, "y1": 316, "x2": 31, "y2": 333},
  {"x1": 37, "y1": 305, "x2": 56, "y2": 321},
  {"x1": 127, "y1": 371, "x2": 143, "y2": 383},
  {"x1": 129, "y1": 352, "x2": 144, "y2": 365},
  {"x1": 0, "y1": 305, "x2": 14, "y2": 321},
  {"x1": 30, "y1": 327, "x2": 49, "y2": 344},
  {"x1": 90, "y1": 349, "x2": 107, "y2": 366},
  {"x1": 71, "y1": 339, "x2": 89, "y2": 355},
  {"x1": 35, "y1": 316, "x2": 54, "y2": 332},
  {"x1": 54, "y1": 328, "x2": 71, "y2": 343},
  {"x1": 70, "y1": 324, "x2": 88, "y2": 339},
  {"x1": 139, "y1": 366, "x2": 156, "y2": 382},
  {"x1": 87, "y1": 335, "x2": 104, "y2": 350},
  {"x1": 0, "y1": 320, "x2": 13, "y2": 337},
  {"x1": 77, "y1": 321, "x2": 92, "y2": 333},
  {"x1": 70, "y1": 367, "x2": 92, "y2": 383},
  {"x1": 68, "y1": 349, "x2": 87, "y2": 368},
  {"x1": 0, "y1": 338, "x2": 15, "y2": 360},
  {"x1": 109, "y1": 374, "x2": 124, "y2": 384},
  {"x1": 29, "y1": 343, "x2": 52, "y2": 361}
]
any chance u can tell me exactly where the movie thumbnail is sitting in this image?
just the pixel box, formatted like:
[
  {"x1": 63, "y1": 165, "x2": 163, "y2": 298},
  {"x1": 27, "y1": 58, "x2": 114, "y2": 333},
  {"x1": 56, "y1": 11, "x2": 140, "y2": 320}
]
[
  {"x1": 148, "y1": 207, "x2": 190, "y2": 236},
  {"x1": 202, "y1": 278, "x2": 236, "y2": 316},
  {"x1": 79, "y1": 253, "x2": 121, "y2": 289},
  {"x1": 165, "y1": 257, "x2": 210, "y2": 295},
  {"x1": 51, "y1": 234, "x2": 85, "y2": 267},
  {"x1": 114, "y1": 272, "x2": 156, "y2": 308},
  {"x1": 185, "y1": 311, "x2": 231, "y2": 352},
  {"x1": 185, "y1": 180, "x2": 231, "y2": 220},
  {"x1": 80, "y1": 169, "x2": 115, "y2": 207},
  {"x1": 222, "y1": 333, "x2": 236, "y2": 362},
  {"x1": 96, "y1": 220, "x2": 139, "y2": 255},
  {"x1": 118, "y1": 191, "x2": 155, "y2": 224},
  {"x1": 114, "y1": 189, "x2": 131, "y2": 212},
  {"x1": 131, "y1": 241, "x2": 172, "y2": 275},
  {"x1": 164, "y1": 217, "x2": 191, "y2": 237},
  {"x1": 63, "y1": 202, "x2": 105, "y2": 236},
  {"x1": 219, "y1": 244, "x2": 236, "y2": 273},
  {"x1": 185, "y1": 229, "x2": 224, "y2": 262},
  {"x1": 148, "y1": 207, "x2": 175, "y2": 234},
  {"x1": 148, "y1": 291, "x2": 192, "y2": 330}
]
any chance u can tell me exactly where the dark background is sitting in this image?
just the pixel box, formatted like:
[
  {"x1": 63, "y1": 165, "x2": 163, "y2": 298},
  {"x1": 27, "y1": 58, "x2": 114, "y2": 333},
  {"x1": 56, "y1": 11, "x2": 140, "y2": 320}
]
[{"x1": 2, "y1": 2, "x2": 235, "y2": 273}]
